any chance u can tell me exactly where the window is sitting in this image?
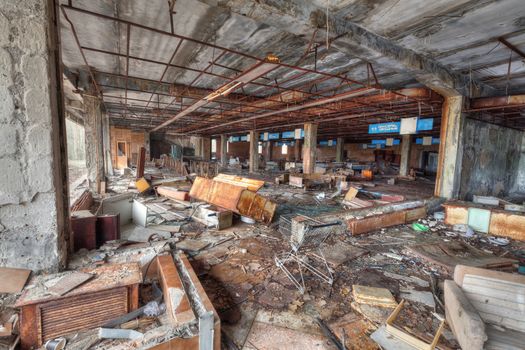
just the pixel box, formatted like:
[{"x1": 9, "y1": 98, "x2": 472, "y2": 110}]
[
  {"x1": 258, "y1": 142, "x2": 262, "y2": 154},
  {"x1": 282, "y1": 144, "x2": 288, "y2": 155},
  {"x1": 211, "y1": 138, "x2": 217, "y2": 153}
]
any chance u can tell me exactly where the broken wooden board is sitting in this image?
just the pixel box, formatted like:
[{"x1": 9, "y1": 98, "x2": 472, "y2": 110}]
[
  {"x1": 193, "y1": 205, "x2": 232, "y2": 230},
  {"x1": 442, "y1": 203, "x2": 468, "y2": 225},
  {"x1": 314, "y1": 242, "x2": 368, "y2": 267},
  {"x1": 156, "y1": 255, "x2": 196, "y2": 325},
  {"x1": 348, "y1": 210, "x2": 406, "y2": 235},
  {"x1": 47, "y1": 272, "x2": 94, "y2": 296},
  {"x1": 213, "y1": 173, "x2": 265, "y2": 192},
  {"x1": 352, "y1": 285, "x2": 398, "y2": 308},
  {"x1": 344, "y1": 187, "x2": 359, "y2": 201},
  {"x1": 407, "y1": 241, "x2": 517, "y2": 273},
  {"x1": 189, "y1": 177, "x2": 276, "y2": 224},
  {"x1": 405, "y1": 206, "x2": 427, "y2": 222},
  {"x1": 0, "y1": 267, "x2": 31, "y2": 294}
]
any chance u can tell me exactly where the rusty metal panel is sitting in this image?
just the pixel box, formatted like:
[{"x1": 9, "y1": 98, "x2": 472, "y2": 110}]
[
  {"x1": 347, "y1": 211, "x2": 406, "y2": 235},
  {"x1": 39, "y1": 287, "x2": 129, "y2": 344},
  {"x1": 213, "y1": 173, "x2": 265, "y2": 192},
  {"x1": 443, "y1": 204, "x2": 468, "y2": 225},
  {"x1": 189, "y1": 177, "x2": 276, "y2": 224},
  {"x1": 489, "y1": 211, "x2": 525, "y2": 241}
]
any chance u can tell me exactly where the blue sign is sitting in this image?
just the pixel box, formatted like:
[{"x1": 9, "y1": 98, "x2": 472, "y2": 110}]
[
  {"x1": 240, "y1": 135, "x2": 248, "y2": 142},
  {"x1": 282, "y1": 131, "x2": 295, "y2": 139},
  {"x1": 416, "y1": 118, "x2": 434, "y2": 131},
  {"x1": 276, "y1": 141, "x2": 295, "y2": 146},
  {"x1": 230, "y1": 136, "x2": 240, "y2": 142},
  {"x1": 259, "y1": 133, "x2": 265, "y2": 140},
  {"x1": 369, "y1": 122, "x2": 400, "y2": 134},
  {"x1": 371, "y1": 139, "x2": 386, "y2": 145},
  {"x1": 369, "y1": 118, "x2": 434, "y2": 134},
  {"x1": 268, "y1": 133, "x2": 280, "y2": 140}
]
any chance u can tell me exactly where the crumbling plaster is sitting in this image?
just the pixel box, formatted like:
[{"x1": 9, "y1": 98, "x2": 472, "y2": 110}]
[{"x1": 0, "y1": 0, "x2": 68, "y2": 271}]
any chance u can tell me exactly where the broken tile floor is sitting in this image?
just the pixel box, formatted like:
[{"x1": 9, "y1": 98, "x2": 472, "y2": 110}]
[
  {"x1": 43, "y1": 168, "x2": 524, "y2": 349},
  {"x1": 61, "y1": 170, "x2": 525, "y2": 349}
]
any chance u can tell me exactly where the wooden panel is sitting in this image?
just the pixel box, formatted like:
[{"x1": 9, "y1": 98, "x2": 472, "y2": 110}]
[
  {"x1": 213, "y1": 173, "x2": 265, "y2": 191},
  {"x1": 156, "y1": 255, "x2": 196, "y2": 325},
  {"x1": 443, "y1": 205, "x2": 468, "y2": 225},
  {"x1": 489, "y1": 211, "x2": 525, "y2": 241},
  {"x1": 19, "y1": 304, "x2": 39, "y2": 350},
  {"x1": 347, "y1": 211, "x2": 406, "y2": 235}
]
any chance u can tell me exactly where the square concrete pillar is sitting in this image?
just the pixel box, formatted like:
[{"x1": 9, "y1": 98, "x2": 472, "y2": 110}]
[
  {"x1": 435, "y1": 96, "x2": 465, "y2": 198},
  {"x1": 201, "y1": 137, "x2": 211, "y2": 161},
  {"x1": 249, "y1": 131, "x2": 259, "y2": 173},
  {"x1": 83, "y1": 94, "x2": 105, "y2": 192},
  {"x1": 399, "y1": 134, "x2": 412, "y2": 176},
  {"x1": 336, "y1": 137, "x2": 345, "y2": 162},
  {"x1": 264, "y1": 141, "x2": 272, "y2": 161},
  {"x1": 294, "y1": 140, "x2": 302, "y2": 161},
  {"x1": 220, "y1": 134, "x2": 228, "y2": 166},
  {"x1": 303, "y1": 123, "x2": 318, "y2": 174},
  {"x1": 0, "y1": 0, "x2": 69, "y2": 271}
]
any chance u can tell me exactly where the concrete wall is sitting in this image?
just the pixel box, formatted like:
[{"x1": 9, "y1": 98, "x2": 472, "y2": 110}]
[
  {"x1": 459, "y1": 118, "x2": 524, "y2": 200},
  {"x1": 514, "y1": 134, "x2": 525, "y2": 193},
  {"x1": 66, "y1": 118, "x2": 86, "y2": 162},
  {"x1": 0, "y1": 0, "x2": 69, "y2": 271}
]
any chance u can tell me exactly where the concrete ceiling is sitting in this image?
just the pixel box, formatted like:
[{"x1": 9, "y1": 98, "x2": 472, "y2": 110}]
[{"x1": 59, "y1": 0, "x2": 525, "y2": 137}]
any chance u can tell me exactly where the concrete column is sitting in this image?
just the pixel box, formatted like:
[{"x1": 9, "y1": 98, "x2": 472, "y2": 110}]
[
  {"x1": 336, "y1": 137, "x2": 345, "y2": 162},
  {"x1": 103, "y1": 111, "x2": 113, "y2": 176},
  {"x1": 220, "y1": 134, "x2": 227, "y2": 166},
  {"x1": 201, "y1": 137, "x2": 211, "y2": 161},
  {"x1": 294, "y1": 140, "x2": 302, "y2": 161},
  {"x1": 303, "y1": 123, "x2": 318, "y2": 174},
  {"x1": 83, "y1": 94, "x2": 105, "y2": 193},
  {"x1": 263, "y1": 141, "x2": 272, "y2": 162},
  {"x1": 399, "y1": 135, "x2": 412, "y2": 176},
  {"x1": 0, "y1": 0, "x2": 69, "y2": 271},
  {"x1": 144, "y1": 131, "x2": 151, "y2": 161},
  {"x1": 435, "y1": 96, "x2": 465, "y2": 198},
  {"x1": 249, "y1": 131, "x2": 259, "y2": 173}
]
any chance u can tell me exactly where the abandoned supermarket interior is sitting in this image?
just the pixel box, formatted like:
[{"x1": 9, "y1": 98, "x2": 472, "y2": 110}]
[{"x1": 1, "y1": 0, "x2": 525, "y2": 349}]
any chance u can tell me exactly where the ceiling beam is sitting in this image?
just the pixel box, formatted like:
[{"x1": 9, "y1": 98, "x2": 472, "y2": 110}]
[{"x1": 194, "y1": 0, "x2": 495, "y2": 98}]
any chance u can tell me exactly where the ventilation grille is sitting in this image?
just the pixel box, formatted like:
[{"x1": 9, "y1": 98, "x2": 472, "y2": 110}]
[{"x1": 40, "y1": 287, "x2": 129, "y2": 343}]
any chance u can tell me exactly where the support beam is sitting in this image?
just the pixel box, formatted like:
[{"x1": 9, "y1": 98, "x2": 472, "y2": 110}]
[
  {"x1": 399, "y1": 135, "x2": 412, "y2": 177},
  {"x1": 249, "y1": 131, "x2": 259, "y2": 173},
  {"x1": 220, "y1": 134, "x2": 227, "y2": 167},
  {"x1": 264, "y1": 141, "x2": 273, "y2": 162},
  {"x1": 0, "y1": 0, "x2": 69, "y2": 271},
  {"x1": 303, "y1": 123, "x2": 318, "y2": 174},
  {"x1": 336, "y1": 137, "x2": 345, "y2": 162},
  {"x1": 83, "y1": 94, "x2": 105, "y2": 193},
  {"x1": 201, "y1": 137, "x2": 211, "y2": 161},
  {"x1": 435, "y1": 96, "x2": 465, "y2": 198},
  {"x1": 144, "y1": 132, "x2": 151, "y2": 161},
  {"x1": 294, "y1": 140, "x2": 302, "y2": 161}
]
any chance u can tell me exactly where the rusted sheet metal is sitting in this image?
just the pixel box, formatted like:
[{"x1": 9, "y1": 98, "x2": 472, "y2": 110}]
[
  {"x1": 489, "y1": 211, "x2": 525, "y2": 241},
  {"x1": 214, "y1": 173, "x2": 265, "y2": 192},
  {"x1": 189, "y1": 177, "x2": 276, "y2": 224},
  {"x1": 443, "y1": 203, "x2": 468, "y2": 225},
  {"x1": 157, "y1": 255, "x2": 196, "y2": 325},
  {"x1": 469, "y1": 94, "x2": 525, "y2": 110},
  {"x1": 157, "y1": 186, "x2": 190, "y2": 201},
  {"x1": 347, "y1": 210, "x2": 406, "y2": 235},
  {"x1": 17, "y1": 263, "x2": 141, "y2": 349},
  {"x1": 405, "y1": 206, "x2": 427, "y2": 222}
]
